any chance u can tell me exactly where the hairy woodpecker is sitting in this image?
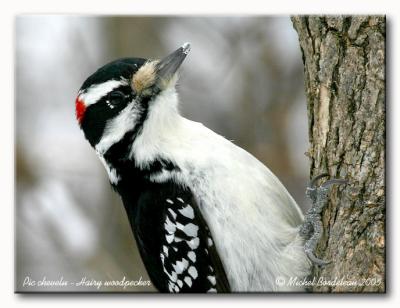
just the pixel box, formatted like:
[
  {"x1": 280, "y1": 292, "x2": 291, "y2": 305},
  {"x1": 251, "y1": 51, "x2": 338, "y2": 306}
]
[{"x1": 75, "y1": 42, "x2": 335, "y2": 292}]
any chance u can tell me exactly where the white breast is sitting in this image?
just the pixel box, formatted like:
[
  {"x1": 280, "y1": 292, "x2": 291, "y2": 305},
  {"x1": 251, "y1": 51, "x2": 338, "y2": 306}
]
[
  {"x1": 176, "y1": 122, "x2": 310, "y2": 291},
  {"x1": 131, "y1": 90, "x2": 311, "y2": 291}
]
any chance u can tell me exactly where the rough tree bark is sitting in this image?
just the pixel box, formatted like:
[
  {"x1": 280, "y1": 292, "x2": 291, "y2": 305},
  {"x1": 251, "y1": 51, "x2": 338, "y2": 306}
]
[{"x1": 291, "y1": 16, "x2": 385, "y2": 292}]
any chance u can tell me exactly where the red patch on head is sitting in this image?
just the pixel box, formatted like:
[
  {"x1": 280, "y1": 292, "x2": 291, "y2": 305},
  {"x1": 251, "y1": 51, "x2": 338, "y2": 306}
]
[{"x1": 75, "y1": 96, "x2": 86, "y2": 124}]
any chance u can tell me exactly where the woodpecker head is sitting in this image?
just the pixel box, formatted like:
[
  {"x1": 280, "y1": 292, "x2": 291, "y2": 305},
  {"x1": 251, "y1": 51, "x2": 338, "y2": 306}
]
[{"x1": 75, "y1": 43, "x2": 191, "y2": 156}]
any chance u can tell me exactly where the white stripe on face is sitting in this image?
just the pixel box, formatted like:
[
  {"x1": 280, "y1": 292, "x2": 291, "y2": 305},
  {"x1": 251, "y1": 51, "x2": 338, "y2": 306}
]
[
  {"x1": 78, "y1": 79, "x2": 128, "y2": 107},
  {"x1": 95, "y1": 102, "x2": 140, "y2": 155}
]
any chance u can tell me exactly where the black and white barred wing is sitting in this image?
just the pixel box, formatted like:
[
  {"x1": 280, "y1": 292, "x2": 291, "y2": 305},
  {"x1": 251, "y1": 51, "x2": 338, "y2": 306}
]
[{"x1": 134, "y1": 183, "x2": 230, "y2": 293}]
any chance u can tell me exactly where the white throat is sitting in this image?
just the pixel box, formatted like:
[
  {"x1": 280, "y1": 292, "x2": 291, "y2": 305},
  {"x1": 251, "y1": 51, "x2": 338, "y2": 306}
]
[{"x1": 130, "y1": 87, "x2": 183, "y2": 167}]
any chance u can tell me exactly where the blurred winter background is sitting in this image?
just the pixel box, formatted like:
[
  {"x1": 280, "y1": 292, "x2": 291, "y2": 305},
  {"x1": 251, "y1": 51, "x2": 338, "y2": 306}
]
[{"x1": 15, "y1": 16, "x2": 309, "y2": 292}]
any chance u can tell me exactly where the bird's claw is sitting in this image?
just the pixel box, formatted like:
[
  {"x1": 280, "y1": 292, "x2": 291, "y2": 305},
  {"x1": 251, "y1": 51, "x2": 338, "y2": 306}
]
[
  {"x1": 322, "y1": 178, "x2": 348, "y2": 188},
  {"x1": 301, "y1": 173, "x2": 347, "y2": 266},
  {"x1": 305, "y1": 248, "x2": 331, "y2": 266}
]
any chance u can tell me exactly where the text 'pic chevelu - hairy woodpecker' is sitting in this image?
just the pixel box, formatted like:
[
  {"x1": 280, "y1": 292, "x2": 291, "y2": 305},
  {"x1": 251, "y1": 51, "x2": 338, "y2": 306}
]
[{"x1": 75, "y1": 43, "x2": 346, "y2": 293}]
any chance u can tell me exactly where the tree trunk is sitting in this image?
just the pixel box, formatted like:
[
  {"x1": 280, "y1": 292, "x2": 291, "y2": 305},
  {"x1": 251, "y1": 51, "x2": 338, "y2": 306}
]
[{"x1": 291, "y1": 16, "x2": 385, "y2": 292}]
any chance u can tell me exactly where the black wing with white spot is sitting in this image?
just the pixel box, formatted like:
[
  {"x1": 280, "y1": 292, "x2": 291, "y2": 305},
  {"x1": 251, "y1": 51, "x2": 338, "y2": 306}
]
[{"x1": 131, "y1": 181, "x2": 230, "y2": 293}]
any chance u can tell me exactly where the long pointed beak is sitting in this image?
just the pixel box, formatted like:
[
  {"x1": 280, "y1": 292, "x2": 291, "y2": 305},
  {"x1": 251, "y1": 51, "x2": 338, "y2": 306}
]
[{"x1": 156, "y1": 42, "x2": 191, "y2": 81}]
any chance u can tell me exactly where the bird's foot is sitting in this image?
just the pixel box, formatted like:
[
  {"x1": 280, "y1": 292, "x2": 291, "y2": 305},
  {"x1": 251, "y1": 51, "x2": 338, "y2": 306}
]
[{"x1": 300, "y1": 173, "x2": 347, "y2": 266}]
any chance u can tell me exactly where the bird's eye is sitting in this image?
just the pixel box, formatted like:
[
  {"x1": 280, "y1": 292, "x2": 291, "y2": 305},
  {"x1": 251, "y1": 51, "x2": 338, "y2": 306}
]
[{"x1": 107, "y1": 91, "x2": 126, "y2": 108}]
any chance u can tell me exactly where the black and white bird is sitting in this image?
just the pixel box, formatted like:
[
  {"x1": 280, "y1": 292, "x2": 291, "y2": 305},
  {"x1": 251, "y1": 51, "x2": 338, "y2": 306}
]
[{"x1": 75, "y1": 43, "x2": 315, "y2": 292}]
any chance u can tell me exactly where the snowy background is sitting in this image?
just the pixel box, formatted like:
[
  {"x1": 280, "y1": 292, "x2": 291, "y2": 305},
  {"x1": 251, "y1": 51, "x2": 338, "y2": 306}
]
[{"x1": 15, "y1": 16, "x2": 309, "y2": 292}]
